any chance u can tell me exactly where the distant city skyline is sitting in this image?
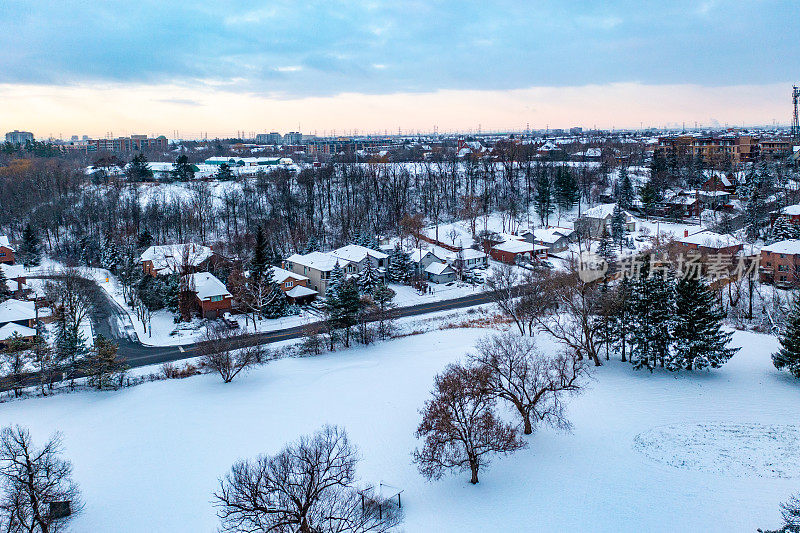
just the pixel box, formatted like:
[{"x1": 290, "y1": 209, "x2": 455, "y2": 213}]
[{"x1": 1, "y1": 1, "x2": 798, "y2": 137}]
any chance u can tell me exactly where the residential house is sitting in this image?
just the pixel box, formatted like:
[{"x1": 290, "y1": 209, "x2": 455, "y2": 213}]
[
  {"x1": 702, "y1": 174, "x2": 737, "y2": 195},
  {"x1": 521, "y1": 228, "x2": 569, "y2": 253},
  {"x1": 0, "y1": 298, "x2": 48, "y2": 329},
  {"x1": 185, "y1": 272, "x2": 232, "y2": 319},
  {"x1": 1, "y1": 264, "x2": 28, "y2": 299},
  {"x1": 0, "y1": 322, "x2": 37, "y2": 345},
  {"x1": 140, "y1": 244, "x2": 214, "y2": 277},
  {"x1": 760, "y1": 240, "x2": 800, "y2": 287},
  {"x1": 330, "y1": 245, "x2": 389, "y2": 275},
  {"x1": 490, "y1": 240, "x2": 548, "y2": 263},
  {"x1": 272, "y1": 267, "x2": 316, "y2": 304},
  {"x1": 443, "y1": 248, "x2": 488, "y2": 270},
  {"x1": 409, "y1": 249, "x2": 444, "y2": 277},
  {"x1": 284, "y1": 252, "x2": 352, "y2": 295},
  {"x1": 773, "y1": 205, "x2": 800, "y2": 225},
  {"x1": 0, "y1": 236, "x2": 14, "y2": 265},
  {"x1": 425, "y1": 262, "x2": 457, "y2": 284},
  {"x1": 675, "y1": 231, "x2": 744, "y2": 255},
  {"x1": 574, "y1": 203, "x2": 636, "y2": 238},
  {"x1": 662, "y1": 191, "x2": 701, "y2": 218}
]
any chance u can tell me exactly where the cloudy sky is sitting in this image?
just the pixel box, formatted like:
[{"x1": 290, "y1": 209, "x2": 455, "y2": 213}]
[{"x1": 1, "y1": 0, "x2": 798, "y2": 138}]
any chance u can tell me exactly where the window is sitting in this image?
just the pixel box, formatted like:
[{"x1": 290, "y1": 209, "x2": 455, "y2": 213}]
[
  {"x1": 210, "y1": 295, "x2": 224, "y2": 302},
  {"x1": 0, "y1": 252, "x2": 4, "y2": 258},
  {"x1": 378, "y1": 259, "x2": 384, "y2": 267},
  {"x1": 285, "y1": 281, "x2": 293, "y2": 288}
]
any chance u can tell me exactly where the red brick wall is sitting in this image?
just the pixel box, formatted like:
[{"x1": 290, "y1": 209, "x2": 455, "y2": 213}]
[
  {"x1": 0, "y1": 246, "x2": 14, "y2": 264},
  {"x1": 761, "y1": 250, "x2": 800, "y2": 286},
  {"x1": 198, "y1": 296, "x2": 232, "y2": 318}
]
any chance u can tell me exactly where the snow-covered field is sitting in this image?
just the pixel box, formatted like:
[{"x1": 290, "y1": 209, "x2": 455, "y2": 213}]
[{"x1": 0, "y1": 326, "x2": 796, "y2": 532}]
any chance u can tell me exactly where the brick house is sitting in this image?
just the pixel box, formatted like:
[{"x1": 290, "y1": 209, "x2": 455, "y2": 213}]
[
  {"x1": 702, "y1": 174, "x2": 737, "y2": 195},
  {"x1": 272, "y1": 266, "x2": 317, "y2": 304},
  {"x1": 0, "y1": 236, "x2": 15, "y2": 265},
  {"x1": 490, "y1": 239, "x2": 548, "y2": 263},
  {"x1": 0, "y1": 298, "x2": 50, "y2": 329},
  {"x1": 760, "y1": 240, "x2": 800, "y2": 287},
  {"x1": 185, "y1": 272, "x2": 232, "y2": 319},
  {"x1": 675, "y1": 231, "x2": 743, "y2": 255}
]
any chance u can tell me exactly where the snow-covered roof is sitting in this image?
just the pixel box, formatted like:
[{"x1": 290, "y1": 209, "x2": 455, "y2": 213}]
[
  {"x1": 583, "y1": 203, "x2": 617, "y2": 219},
  {"x1": 762, "y1": 240, "x2": 800, "y2": 255},
  {"x1": 140, "y1": 244, "x2": 213, "y2": 274},
  {"x1": 0, "y1": 236, "x2": 13, "y2": 251},
  {"x1": 286, "y1": 285, "x2": 317, "y2": 298},
  {"x1": 492, "y1": 240, "x2": 536, "y2": 254},
  {"x1": 409, "y1": 248, "x2": 441, "y2": 264},
  {"x1": 0, "y1": 322, "x2": 36, "y2": 341},
  {"x1": 425, "y1": 262, "x2": 454, "y2": 275},
  {"x1": 677, "y1": 231, "x2": 743, "y2": 249},
  {"x1": 272, "y1": 266, "x2": 309, "y2": 284},
  {"x1": 779, "y1": 205, "x2": 800, "y2": 216},
  {"x1": 185, "y1": 272, "x2": 231, "y2": 300},
  {"x1": 331, "y1": 244, "x2": 388, "y2": 264},
  {"x1": 532, "y1": 228, "x2": 566, "y2": 244},
  {"x1": 286, "y1": 251, "x2": 349, "y2": 272},
  {"x1": 0, "y1": 299, "x2": 38, "y2": 324}
]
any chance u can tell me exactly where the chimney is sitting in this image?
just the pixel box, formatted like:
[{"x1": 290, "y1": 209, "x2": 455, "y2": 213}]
[{"x1": 684, "y1": 230, "x2": 689, "y2": 238}]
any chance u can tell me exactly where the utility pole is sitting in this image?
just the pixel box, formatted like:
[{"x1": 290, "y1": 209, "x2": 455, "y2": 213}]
[{"x1": 792, "y1": 85, "x2": 800, "y2": 146}]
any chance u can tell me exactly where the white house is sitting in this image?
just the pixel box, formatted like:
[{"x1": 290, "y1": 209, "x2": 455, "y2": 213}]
[{"x1": 425, "y1": 262, "x2": 457, "y2": 284}]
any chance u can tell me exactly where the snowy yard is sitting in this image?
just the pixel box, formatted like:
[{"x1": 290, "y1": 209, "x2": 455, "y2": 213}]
[{"x1": 0, "y1": 326, "x2": 797, "y2": 532}]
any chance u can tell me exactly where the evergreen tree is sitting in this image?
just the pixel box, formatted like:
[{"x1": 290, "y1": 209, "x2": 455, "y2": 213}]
[
  {"x1": 333, "y1": 279, "x2": 362, "y2": 347},
  {"x1": 671, "y1": 274, "x2": 737, "y2": 371},
  {"x1": 136, "y1": 229, "x2": 153, "y2": 251},
  {"x1": 100, "y1": 233, "x2": 122, "y2": 273},
  {"x1": 215, "y1": 163, "x2": 234, "y2": 181},
  {"x1": 55, "y1": 313, "x2": 88, "y2": 372},
  {"x1": 20, "y1": 224, "x2": 41, "y2": 266},
  {"x1": 639, "y1": 179, "x2": 661, "y2": 219},
  {"x1": 302, "y1": 234, "x2": 319, "y2": 254},
  {"x1": 0, "y1": 267, "x2": 11, "y2": 302},
  {"x1": 387, "y1": 245, "x2": 411, "y2": 283},
  {"x1": 358, "y1": 260, "x2": 380, "y2": 295},
  {"x1": 126, "y1": 153, "x2": 153, "y2": 182},
  {"x1": 596, "y1": 227, "x2": 616, "y2": 268},
  {"x1": 774, "y1": 297, "x2": 800, "y2": 378},
  {"x1": 251, "y1": 227, "x2": 269, "y2": 283},
  {"x1": 262, "y1": 267, "x2": 288, "y2": 319},
  {"x1": 629, "y1": 258, "x2": 675, "y2": 371},
  {"x1": 609, "y1": 276, "x2": 633, "y2": 362},
  {"x1": 610, "y1": 204, "x2": 627, "y2": 251},
  {"x1": 326, "y1": 262, "x2": 345, "y2": 301},
  {"x1": 771, "y1": 216, "x2": 800, "y2": 242},
  {"x1": 553, "y1": 166, "x2": 579, "y2": 220},
  {"x1": 172, "y1": 154, "x2": 195, "y2": 181},
  {"x1": 617, "y1": 166, "x2": 634, "y2": 210},
  {"x1": 534, "y1": 170, "x2": 554, "y2": 226}
]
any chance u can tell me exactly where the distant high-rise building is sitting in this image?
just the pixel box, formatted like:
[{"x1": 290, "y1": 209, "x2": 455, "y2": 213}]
[
  {"x1": 569, "y1": 127, "x2": 583, "y2": 134},
  {"x1": 283, "y1": 131, "x2": 303, "y2": 145},
  {"x1": 87, "y1": 134, "x2": 168, "y2": 153},
  {"x1": 256, "y1": 132, "x2": 283, "y2": 144},
  {"x1": 5, "y1": 130, "x2": 34, "y2": 144}
]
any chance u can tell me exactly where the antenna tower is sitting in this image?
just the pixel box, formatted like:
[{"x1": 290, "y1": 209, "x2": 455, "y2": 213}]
[{"x1": 792, "y1": 85, "x2": 800, "y2": 145}]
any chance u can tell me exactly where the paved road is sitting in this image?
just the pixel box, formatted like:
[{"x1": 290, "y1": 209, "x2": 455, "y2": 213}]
[{"x1": 86, "y1": 282, "x2": 495, "y2": 369}]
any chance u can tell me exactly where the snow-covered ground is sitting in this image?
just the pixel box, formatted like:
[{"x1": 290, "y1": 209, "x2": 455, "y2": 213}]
[{"x1": 0, "y1": 327, "x2": 796, "y2": 532}]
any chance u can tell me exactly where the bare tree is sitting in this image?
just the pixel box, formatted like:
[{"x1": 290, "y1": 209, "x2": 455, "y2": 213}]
[
  {"x1": 197, "y1": 324, "x2": 263, "y2": 383},
  {"x1": 413, "y1": 363, "x2": 525, "y2": 484},
  {"x1": 470, "y1": 333, "x2": 587, "y2": 435},
  {"x1": 485, "y1": 264, "x2": 525, "y2": 335},
  {"x1": 214, "y1": 425, "x2": 401, "y2": 533},
  {"x1": 1, "y1": 334, "x2": 30, "y2": 398},
  {"x1": 531, "y1": 269, "x2": 605, "y2": 366},
  {"x1": 0, "y1": 426, "x2": 83, "y2": 533}
]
